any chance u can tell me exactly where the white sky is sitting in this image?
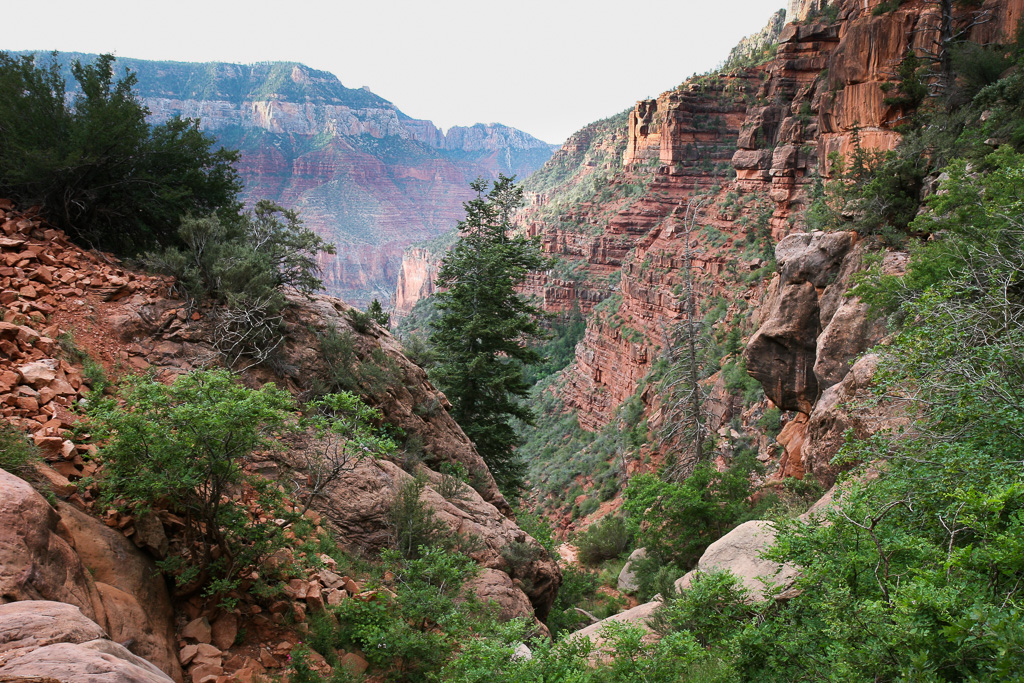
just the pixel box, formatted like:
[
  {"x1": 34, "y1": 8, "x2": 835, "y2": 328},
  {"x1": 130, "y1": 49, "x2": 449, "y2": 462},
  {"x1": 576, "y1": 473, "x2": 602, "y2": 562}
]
[{"x1": 5, "y1": 0, "x2": 785, "y2": 144}]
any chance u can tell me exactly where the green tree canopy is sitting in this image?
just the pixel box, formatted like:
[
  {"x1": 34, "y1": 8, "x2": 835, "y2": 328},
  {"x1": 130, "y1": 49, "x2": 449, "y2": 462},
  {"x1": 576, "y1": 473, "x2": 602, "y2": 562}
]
[
  {"x1": 429, "y1": 175, "x2": 550, "y2": 495},
  {"x1": 0, "y1": 52, "x2": 241, "y2": 254}
]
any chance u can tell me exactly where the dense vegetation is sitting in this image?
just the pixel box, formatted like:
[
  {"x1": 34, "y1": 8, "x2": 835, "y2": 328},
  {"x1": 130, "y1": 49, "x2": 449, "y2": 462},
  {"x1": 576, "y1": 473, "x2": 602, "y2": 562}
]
[{"x1": 0, "y1": 52, "x2": 241, "y2": 254}]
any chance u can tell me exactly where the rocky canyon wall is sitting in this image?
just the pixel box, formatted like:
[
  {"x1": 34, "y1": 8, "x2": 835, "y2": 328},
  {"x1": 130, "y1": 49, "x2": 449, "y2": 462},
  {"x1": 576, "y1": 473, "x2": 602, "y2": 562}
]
[{"x1": 515, "y1": 0, "x2": 1023, "y2": 502}]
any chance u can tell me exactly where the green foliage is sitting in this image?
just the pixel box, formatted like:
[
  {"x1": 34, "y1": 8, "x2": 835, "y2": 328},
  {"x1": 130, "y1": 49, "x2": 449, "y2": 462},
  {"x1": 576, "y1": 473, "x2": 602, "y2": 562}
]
[
  {"x1": 854, "y1": 146, "x2": 1024, "y2": 312},
  {"x1": 871, "y1": 0, "x2": 906, "y2": 14},
  {"x1": 0, "y1": 424, "x2": 40, "y2": 477},
  {"x1": 147, "y1": 200, "x2": 334, "y2": 309},
  {"x1": 295, "y1": 392, "x2": 396, "y2": 513},
  {"x1": 89, "y1": 369, "x2": 296, "y2": 596},
  {"x1": 574, "y1": 515, "x2": 631, "y2": 566},
  {"x1": 429, "y1": 176, "x2": 552, "y2": 496},
  {"x1": 388, "y1": 475, "x2": 447, "y2": 560},
  {"x1": 523, "y1": 306, "x2": 586, "y2": 386},
  {"x1": 311, "y1": 323, "x2": 360, "y2": 394},
  {"x1": 328, "y1": 546, "x2": 484, "y2": 682},
  {"x1": 807, "y1": 132, "x2": 925, "y2": 245},
  {"x1": 622, "y1": 454, "x2": 769, "y2": 573},
  {"x1": 145, "y1": 202, "x2": 333, "y2": 367},
  {"x1": 56, "y1": 329, "x2": 108, "y2": 394},
  {"x1": 720, "y1": 357, "x2": 763, "y2": 407},
  {"x1": 655, "y1": 571, "x2": 752, "y2": 647},
  {"x1": 367, "y1": 298, "x2": 390, "y2": 327},
  {"x1": 0, "y1": 52, "x2": 241, "y2": 254},
  {"x1": 436, "y1": 462, "x2": 470, "y2": 500}
]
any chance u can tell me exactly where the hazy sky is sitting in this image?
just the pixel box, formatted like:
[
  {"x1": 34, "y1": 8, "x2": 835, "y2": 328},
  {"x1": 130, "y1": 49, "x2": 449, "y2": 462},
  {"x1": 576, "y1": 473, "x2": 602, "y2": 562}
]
[{"x1": 5, "y1": 0, "x2": 785, "y2": 144}]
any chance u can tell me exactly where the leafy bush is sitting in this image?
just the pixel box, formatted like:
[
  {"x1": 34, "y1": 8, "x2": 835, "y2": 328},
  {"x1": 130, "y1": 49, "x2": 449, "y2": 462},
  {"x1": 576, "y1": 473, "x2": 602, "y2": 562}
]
[
  {"x1": 147, "y1": 201, "x2": 334, "y2": 309},
  {"x1": 574, "y1": 515, "x2": 630, "y2": 566},
  {"x1": 654, "y1": 571, "x2": 752, "y2": 647},
  {"x1": 332, "y1": 546, "x2": 484, "y2": 682},
  {"x1": 90, "y1": 370, "x2": 384, "y2": 602},
  {"x1": 367, "y1": 298, "x2": 390, "y2": 327},
  {"x1": 622, "y1": 454, "x2": 769, "y2": 571},
  {"x1": 294, "y1": 391, "x2": 396, "y2": 513},
  {"x1": 346, "y1": 308, "x2": 375, "y2": 333},
  {"x1": 388, "y1": 475, "x2": 447, "y2": 559},
  {"x1": 0, "y1": 52, "x2": 240, "y2": 254},
  {"x1": 0, "y1": 424, "x2": 39, "y2": 476},
  {"x1": 90, "y1": 369, "x2": 297, "y2": 597}
]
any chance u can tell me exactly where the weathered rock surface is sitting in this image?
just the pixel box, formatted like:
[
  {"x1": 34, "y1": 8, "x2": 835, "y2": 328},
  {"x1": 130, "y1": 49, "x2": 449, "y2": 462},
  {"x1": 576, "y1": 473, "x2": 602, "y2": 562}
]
[
  {"x1": 289, "y1": 455, "x2": 559, "y2": 623},
  {"x1": 0, "y1": 468, "x2": 106, "y2": 625},
  {"x1": 802, "y1": 353, "x2": 907, "y2": 487},
  {"x1": 617, "y1": 548, "x2": 647, "y2": 592},
  {"x1": 465, "y1": 568, "x2": 549, "y2": 636},
  {"x1": 677, "y1": 520, "x2": 799, "y2": 601},
  {"x1": 0, "y1": 601, "x2": 173, "y2": 682},
  {"x1": 569, "y1": 599, "x2": 662, "y2": 653},
  {"x1": 56, "y1": 503, "x2": 181, "y2": 682}
]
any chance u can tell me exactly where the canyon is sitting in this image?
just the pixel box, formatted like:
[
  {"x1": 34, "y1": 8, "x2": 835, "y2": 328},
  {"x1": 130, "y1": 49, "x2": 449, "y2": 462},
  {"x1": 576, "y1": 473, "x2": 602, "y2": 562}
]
[
  {"x1": 35, "y1": 54, "x2": 556, "y2": 308},
  {"x1": 395, "y1": 0, "x2": 1024, "y2": 514}
]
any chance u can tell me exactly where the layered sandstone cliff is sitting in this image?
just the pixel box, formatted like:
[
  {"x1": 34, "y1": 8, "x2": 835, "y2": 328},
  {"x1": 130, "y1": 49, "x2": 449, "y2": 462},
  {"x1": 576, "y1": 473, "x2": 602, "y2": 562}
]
[{"x1": 515, "y1": 0, "x2": 1024, "y2": 517}]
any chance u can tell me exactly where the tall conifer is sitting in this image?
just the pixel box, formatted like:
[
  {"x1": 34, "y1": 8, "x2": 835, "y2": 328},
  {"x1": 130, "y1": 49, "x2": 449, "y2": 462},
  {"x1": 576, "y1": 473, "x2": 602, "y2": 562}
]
[{"x1": 429, "y1": 175, "x2": 550, "y2": 495}]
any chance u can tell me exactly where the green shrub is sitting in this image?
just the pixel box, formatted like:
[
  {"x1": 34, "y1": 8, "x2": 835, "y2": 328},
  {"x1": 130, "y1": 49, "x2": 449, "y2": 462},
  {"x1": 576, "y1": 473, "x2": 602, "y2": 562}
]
[
  {"x1": 89, "y1": 369, "x2": 298, "y2": 598},
  {"x1": 575, "y1": 515, "x2": 630, "y2": 566},
  {"x1": 654, "y1": 571, "x2": 752, "y2": 646},
  {"x1": 346, "y1": 308, "x2": 374, "y2": 333},
  {"x1": 148, "y1": 201, "x2": 333, "y2": 309},
  {"x1": 0, "y1": 52, "x2": 241, "y2": 255},
  {"x1": 388, "y1": 475, "x2": 446, "y2": 559},
  {"x1": 367, "y1": 298, "x2": 390, "y2": 327},
  {"x1": 333, "y1": 546, "x2": 483, "y2": 681},
  {"x1": 622, "y1": 454, "x2": 769, "y2": 571},
  {"x1": 0, "y1": 424, "x2": 39, "y2": 476}
]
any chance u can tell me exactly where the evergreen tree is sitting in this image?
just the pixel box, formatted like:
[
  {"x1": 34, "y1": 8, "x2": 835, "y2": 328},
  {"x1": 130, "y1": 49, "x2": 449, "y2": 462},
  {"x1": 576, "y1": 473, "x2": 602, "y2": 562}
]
[
  {"x1": 367, "y1": 298, "x2": 390, "y2": 327},
  {"x1": 429, "y1": 175, "x2": 550, "y2": 495}
]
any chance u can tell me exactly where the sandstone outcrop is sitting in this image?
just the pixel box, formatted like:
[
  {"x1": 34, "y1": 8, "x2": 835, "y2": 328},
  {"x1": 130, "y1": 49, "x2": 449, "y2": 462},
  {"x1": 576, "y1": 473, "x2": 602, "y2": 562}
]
[
  {"x1": 569, "y1": 599, "x2": 662, "y2": 654},
  {"x1": 0, "y1": 468, "x2": 107, "y2": 625},
  {"x1": 674, "y1": 520, "x2": 799, "y2": 601},
  {"x1": 282, "y1": 455, "x2": 559, "y2": 623},
  {"x1": 802, "y1": 353, "x2": 908, "y2": 487},
  {"x1": 56, "y1": 503, "x2": 181, "y2": 681},
  {"x1": 465, "y1": 568, "x2": 550, "y2": 637},
  {"x1": 0, "y1": 601, "x2": 173, "y2": 683},
  {"x1": 744, "y1": 231, "x2": 856, "y2": 414}
]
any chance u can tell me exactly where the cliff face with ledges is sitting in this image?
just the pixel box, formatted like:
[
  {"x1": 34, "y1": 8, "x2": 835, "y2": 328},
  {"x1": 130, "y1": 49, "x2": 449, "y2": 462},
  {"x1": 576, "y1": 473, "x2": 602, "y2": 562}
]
[{"x1": 517, "y1": 1, "x2": 1024, "y2": 518}]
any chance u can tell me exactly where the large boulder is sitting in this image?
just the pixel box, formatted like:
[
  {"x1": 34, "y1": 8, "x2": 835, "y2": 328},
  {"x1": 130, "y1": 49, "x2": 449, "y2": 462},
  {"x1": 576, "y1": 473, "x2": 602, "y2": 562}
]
[
  {"x1": 465, "y1": 568, "x2": 550, "y2": 637},
  {"x1": 617, "y1": 548, "x2": 647, "y2": 592},
  {"x1": 568, "y1": 599, "x2": 662, "y2": 654},
  {"x1": 283, "y1": 453, "x2": 560, "y2": 623},
  {"x1": 674, "y1": 520, "x2": 799, "y2": 601},
  {"x1": 0, "y1": 601, "x2": 173, "y2": 683},
  {"x1": 744, "y1": 232, "x2": 859, "y2": 413},
  {"x1": 0, "y1": 469, "x2": 106, "y2": 626},
  {"x1": 744, "y1": 280, "x2": 821, "y2": 413},
  {"x1": 56, "y1": 502, "x2": 181, "y2": 682}
]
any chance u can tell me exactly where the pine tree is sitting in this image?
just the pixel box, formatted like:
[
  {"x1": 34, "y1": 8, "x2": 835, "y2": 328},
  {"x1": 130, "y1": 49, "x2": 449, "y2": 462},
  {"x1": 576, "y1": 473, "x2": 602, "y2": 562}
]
[
  {"x1": 429, "y1": 175, "x2": 550, "y2": 495},
  {"x1": 367, "y1": 298, "x2": 390, "y2": 327}
]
